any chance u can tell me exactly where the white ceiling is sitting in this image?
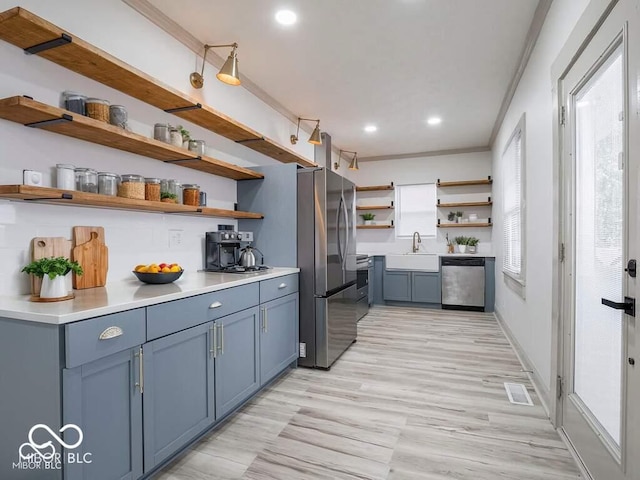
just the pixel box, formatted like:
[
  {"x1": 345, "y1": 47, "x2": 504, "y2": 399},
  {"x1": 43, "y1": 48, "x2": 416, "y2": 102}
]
[{"x1": 147, "y1": 0, "x2": 539, "y2": 158}]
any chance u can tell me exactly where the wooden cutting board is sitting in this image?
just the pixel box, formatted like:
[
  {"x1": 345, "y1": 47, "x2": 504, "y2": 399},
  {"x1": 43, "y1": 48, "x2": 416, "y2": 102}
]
[
  {"x1": 72, "y1": 231, "x2": 108, "y2": 289},
  {"x1": 73, "y1": 226, "x2": 105, "y2": 247},
  {"x1": 30, "y1": 237, "x2": 72, "y2": 295}
]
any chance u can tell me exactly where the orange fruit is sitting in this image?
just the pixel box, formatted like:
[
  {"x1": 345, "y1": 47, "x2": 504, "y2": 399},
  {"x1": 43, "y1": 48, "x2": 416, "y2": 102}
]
[
  {"x1": 161, "y1": 267, "x2": 171, "y2": 273},
  {"x1": 169, "y1": 265, "x2": 181, "y2": 272},
  {"x1": 148, "y1": 266, "x2": 160, "y2": 274}
]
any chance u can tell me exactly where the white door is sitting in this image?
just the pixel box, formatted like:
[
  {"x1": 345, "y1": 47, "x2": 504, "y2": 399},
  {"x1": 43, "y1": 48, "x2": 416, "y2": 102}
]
[{"x1": 560, "y1": 1, "x2": 639, "y2": 478}]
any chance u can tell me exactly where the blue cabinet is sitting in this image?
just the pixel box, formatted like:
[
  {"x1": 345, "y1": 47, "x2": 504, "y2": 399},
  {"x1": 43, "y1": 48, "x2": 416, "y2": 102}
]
[
  {"x1": 214, "y1": 307, "x2": 260, "y2": 419},
  {"x1": 63, "y1": 348, "x2": 143, "y2": 480},
  {"x1": 142, "y1": 322, "x2": 215, "y2": 472},
  {"x1": 411, "y1": 272, "x2": 442, "y2": 303},
  {"x1": 260, "y1": 293, "x2": 299, "y2": 386},
  {"x1": 373, "y1": 256, "x2": 385, "y2": 304},
  {"x1": 383, "y1": 270, "x2": 412, "y2": 301}
]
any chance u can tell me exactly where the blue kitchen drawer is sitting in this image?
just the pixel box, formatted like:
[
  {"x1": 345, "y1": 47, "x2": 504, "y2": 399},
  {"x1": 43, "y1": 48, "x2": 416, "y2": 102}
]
[{"x1": 259, "y1": 274, "x2": 299, "y2": 304}]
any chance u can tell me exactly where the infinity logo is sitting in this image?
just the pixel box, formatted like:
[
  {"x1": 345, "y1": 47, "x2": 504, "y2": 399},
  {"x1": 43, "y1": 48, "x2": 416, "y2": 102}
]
[{"x1": 19, "y1": 424, "x2": 83, "y2": 462}]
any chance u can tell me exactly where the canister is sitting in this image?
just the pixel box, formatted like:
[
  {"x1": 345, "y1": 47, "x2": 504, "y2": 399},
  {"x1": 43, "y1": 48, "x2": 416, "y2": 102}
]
[
  {"x1": 145, "y1": 177, "x2": 161, "y2": 202},
  {"x1": 188, "y1": 139, "x2": 206, "y2": 156},
  {"x1": 85, "y1": 98, "x2": 110, "y2": 123},
  {"x1": 118, "y1": 174, "x2": 145, "y2": 199},
  {"x1": 98, "y1": 172, "x2": 120, "y2": 196},
  {"x1": 182, "y1": 184, "x2": 200, "y2": 206},
  {"x1": 154, "y1": 123, "x2": 171, "y2": 143},
  {"x1": 56, "y1": 163, "x2": 76, "y2": 190},
  {"x1": 75, "y1": 168, "x2": 98, "y2": 193}
]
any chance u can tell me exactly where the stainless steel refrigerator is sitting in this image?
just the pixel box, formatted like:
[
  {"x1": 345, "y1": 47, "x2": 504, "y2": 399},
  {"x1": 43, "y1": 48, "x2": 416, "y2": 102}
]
[{"x1": 297, "y1": 167, "x2": 357, "y2": 369}]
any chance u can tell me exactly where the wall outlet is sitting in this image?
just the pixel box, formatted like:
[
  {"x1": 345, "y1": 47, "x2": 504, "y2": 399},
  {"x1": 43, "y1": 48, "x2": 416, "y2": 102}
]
[
  {"x1": 168, "y1": 229, "x2": 183, "y2": 248},
  {"x1": 23, "y1": 170, "x2": 43, "y2": 186},
  {"x1": 299, "y1": 342, "x2": 306, "y2": 358},
  {"x1": 239, "y1": 231, "x2": 253, "y2": 242}
]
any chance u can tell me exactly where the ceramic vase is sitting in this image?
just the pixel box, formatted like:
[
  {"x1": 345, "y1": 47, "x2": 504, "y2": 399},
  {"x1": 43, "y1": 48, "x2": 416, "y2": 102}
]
[
  {"x1": 40, "y1": 273, "x2": 69, "y2": 299},
  {"x1": 458, "y1": 245, "x2": 467, "y2": 254}
]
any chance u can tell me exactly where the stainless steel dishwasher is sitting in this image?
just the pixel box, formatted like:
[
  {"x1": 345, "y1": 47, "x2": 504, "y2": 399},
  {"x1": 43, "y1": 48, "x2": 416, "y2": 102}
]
[{"x1": 441, "y1": 257, "x2": 485, "y2": 311}]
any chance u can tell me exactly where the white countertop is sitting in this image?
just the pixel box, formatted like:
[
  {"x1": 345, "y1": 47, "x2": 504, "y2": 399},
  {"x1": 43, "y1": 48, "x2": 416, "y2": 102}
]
[
  {"x1": 358, "y1": 252, "x2": 495, "y2": 258},
  {"x1": 0, "y1": 268, "x2": 299, "y2": 325}
]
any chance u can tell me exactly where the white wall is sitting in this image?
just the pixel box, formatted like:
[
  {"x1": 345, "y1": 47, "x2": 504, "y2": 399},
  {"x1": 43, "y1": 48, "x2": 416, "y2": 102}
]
[
  {"x1": 336, "y1": 151, "x2": 493, "y2": 255},
  {"x1": 492, "y1": 0, "x2": 590, "y2": 402},
  {"x1": 0, "y1": 0, "x2": 314, "y2": 296}
]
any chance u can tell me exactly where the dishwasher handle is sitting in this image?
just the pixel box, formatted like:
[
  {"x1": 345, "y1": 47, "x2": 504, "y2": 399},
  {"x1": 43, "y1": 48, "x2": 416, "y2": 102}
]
[{"x1": 441, "y1": 257, "x2": 485, "y2": 267}]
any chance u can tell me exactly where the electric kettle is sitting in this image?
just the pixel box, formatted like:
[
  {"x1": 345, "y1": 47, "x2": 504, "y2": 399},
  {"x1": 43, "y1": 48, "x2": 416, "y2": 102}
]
[{"x1": 239, "y1": 246, "x2": 257, "y2": 267}]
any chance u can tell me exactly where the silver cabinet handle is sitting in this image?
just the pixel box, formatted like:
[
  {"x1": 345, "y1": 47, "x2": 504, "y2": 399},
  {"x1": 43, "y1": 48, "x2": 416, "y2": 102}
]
[
  {"x1": 209, "y1": 301, "x2": 222, "y2": 309},
  {"x1": 278, "y1": 283, "x2": 287, "y2": 289},
  {"x1": 264, "y1": 308, "x2": 268, "y2": 333},
  {"x1": 210, "y1": 324, "x2": 216, "y2": 359},
  {"x1": 134, "y1": 347, "x2": 144, "y2": 394},
  {"x1": 99, "y1": 326, "x2": 123, "y2": 340},
  {"x1": 220, "y1": 323, "x2": 224, "y2": 355}
]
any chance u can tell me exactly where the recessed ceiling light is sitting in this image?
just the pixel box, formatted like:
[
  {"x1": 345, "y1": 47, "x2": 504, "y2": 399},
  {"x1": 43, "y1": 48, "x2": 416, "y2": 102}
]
[
  {"x1": 275, "y1": 10, "x2": 297, "y2": 25},
  {"x1": 364, "y1": 125, "x2": 377, "y2": 133},
  {"x1": 427, "y1": 117, "x2": 442, "y2": 126}
]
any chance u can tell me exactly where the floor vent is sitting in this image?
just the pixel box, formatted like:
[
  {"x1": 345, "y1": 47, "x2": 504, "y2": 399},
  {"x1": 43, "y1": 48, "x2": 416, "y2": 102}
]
[{"x1": 504, "y1": 382, "x2": 534, "y2": 406}]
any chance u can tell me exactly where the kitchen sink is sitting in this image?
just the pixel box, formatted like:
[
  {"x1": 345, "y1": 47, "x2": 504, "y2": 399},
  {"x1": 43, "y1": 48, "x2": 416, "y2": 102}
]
[{"x1": 385, "y1": 253, "x2": 439, "y2": 272}]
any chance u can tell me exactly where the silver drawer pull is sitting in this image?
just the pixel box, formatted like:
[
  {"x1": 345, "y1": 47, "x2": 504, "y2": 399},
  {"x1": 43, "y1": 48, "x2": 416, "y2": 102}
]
[
  {"x1": 99, "y1": 326, "x2": 123, "y2": 340},
  {"x1": 278, "y1": 283, "x2": 287, "y2": 289},
  {"x1": 209, "y1": 301, "x2": 223, "y2": 309}
]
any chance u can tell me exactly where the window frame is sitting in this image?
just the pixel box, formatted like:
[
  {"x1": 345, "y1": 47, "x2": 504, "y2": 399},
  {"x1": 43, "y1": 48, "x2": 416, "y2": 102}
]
[
  {"x1": 501, "y1": 113, "x2": 526, "y2": 296},
  {"x1": 395, "y1": 183, "x2": 437, "y2": 238}
]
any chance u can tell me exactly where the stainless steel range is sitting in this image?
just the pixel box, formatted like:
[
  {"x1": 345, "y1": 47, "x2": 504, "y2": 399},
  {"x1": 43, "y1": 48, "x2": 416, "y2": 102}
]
[{"x1": 356, "y1": 254, "x2": 369, "y2": 321}]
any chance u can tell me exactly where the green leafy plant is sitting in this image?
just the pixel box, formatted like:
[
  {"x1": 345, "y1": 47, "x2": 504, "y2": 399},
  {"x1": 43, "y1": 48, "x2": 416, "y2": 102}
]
[
  {"x1": 361, "y1": 213, "x2": 375, "y2": 221},
  {"x1": 454, "y1": 236, "x2": 469, "y2": 246},
  {"x1": 447, "y1": 211, "x2": 456, "y2": 221},
  {"x1": 455, "y1": 211, "x2": 464, "y2": 218},
  {"x1": 161, "y1": 192, "x2": 178, "y2": 201},
  {"x1": 467, "y1": 237, "x2": 480, "y2": 247},
  {"x1": 22, "y1": 256, "x2": 83, "y2": 280},
  {"x1": 178, "y1": 125, "x2": 190, "y2": 142}
]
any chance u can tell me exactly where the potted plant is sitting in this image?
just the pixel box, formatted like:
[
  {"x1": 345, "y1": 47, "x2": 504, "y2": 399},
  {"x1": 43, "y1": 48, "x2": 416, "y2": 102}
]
[
  {"x1": 456, "y1": 211, "x2": 464, "y2": 223},
  {"x1": 361, "y1": 213, "x2": 375, "y2": 225},
  {"x1": 447, "y1": 211, "x2": 456, "y2": 222},
  {"x1": 178, "y1": 125, "x2": 190, "y2": 148},
  {"x1": 467, "y1": 237, "x2": 479, "y2": 254},
  {"x1": 161, "y1": 192, "x2": 178, "y2": 204},
  {"x1": 22, "y1": 256, "x2": 83, "y2": 299},
  {"x1": 454, "y1": 236, "x2": 469, "y2": 254}
]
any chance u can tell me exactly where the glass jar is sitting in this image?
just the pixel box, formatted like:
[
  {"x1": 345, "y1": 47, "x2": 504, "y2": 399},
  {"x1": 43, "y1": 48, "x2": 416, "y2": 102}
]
[
  {"x1": 61, "y1": 91, "x2": 86, "y2": 115},
  {"x1": 154, "y1": 123, "x2": 171, "y2": 143},
  {"x1": 98, "y1": 172, "x2": 120, "y2": 196},
  {"x1": 144, "y1": 177, "x2": 161, "y2": 202},
  {"x1": 85, "y1": 98, "x2": 110, "y2": 123},
  {"x1": 109, "y1": 105, "x2": 128, "y2": 129},
  {"x1": 118, "y1": 174, "x2": 145, "y2": 199},
  {"x1": 167, "y1": 180, "x2": 183, "y2": 204},
  {"x1": 75, "y1": 168, "x2": 98, "y2": 193},
  {"x1": 169, "y1": 126, "x2": 183, "y2": 148},
  {"x1": 182, "y1": 184, "x2": 200, "y2": 206},
  {"x1": 188, "y1": 139, "x2": 206, "y2": 156},
  {"x1": 56, "y1": 163, "x2": 76, "y2": 190}
]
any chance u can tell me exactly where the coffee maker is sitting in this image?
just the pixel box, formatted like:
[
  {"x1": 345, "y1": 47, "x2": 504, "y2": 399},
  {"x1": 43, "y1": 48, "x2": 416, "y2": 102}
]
[{"x1": 205, "y1": 231, "x2": 242, "y2": 271}]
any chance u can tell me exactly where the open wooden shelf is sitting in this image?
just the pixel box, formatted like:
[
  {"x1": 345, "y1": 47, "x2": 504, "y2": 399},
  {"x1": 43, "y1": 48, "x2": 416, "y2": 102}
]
[
  {"x1": 0, "y1": 96, "x2": 264, "y2": 181},
  {"x1": 437, "y1": 223, "x2": 492, "y2": 228},
  {"x1": 356, "y1": 183, "x2": 394, "y2": 192},
  {"x1": 356, "y1": 205, "x2": 394, "y2": 210},
  {"x1": 0, "y1": 7, "x2": 316, "y2": 168},
  {"x1": 437, "y1": 177, "x2": 493, "y2": 187},
  {"x1": 437, "y1": 201, "x2": 492, "y2": 208},
  {"x1": 0, "y1": 185, "x2": 263, "y2": 219},
  {"x1": 357, "y1": 225, "x2": 394, "y2": 229}
]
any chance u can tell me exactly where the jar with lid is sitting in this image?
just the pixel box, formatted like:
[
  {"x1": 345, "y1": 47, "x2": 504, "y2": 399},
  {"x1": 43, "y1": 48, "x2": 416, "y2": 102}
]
[
  {"x1": 109, "y1": 105, "x2": 128, "y2": 129},
  {"x1": 61, "y1": 91, "x2": 86, "y2": 115},
  {"x1": 169, "y1": 126, "x2": 183, "y2": 148},
  {"x1": 145, "y1": 178, "x2": 161, "y2": 202},
  {"x1": 75, "y1": 168, "x2": 98, "y2": 193},
  {"x1": 56, "y1": 164, "x2": 76, "y2": 190},
  {"x1": 118, "y1": 174, "x2": 145, "y2": 200},
  {"x1": 154, "y1": 123, "x2": 171, "y2": 144},
  {"x1": 85, "y1": 98, "x2": 110, "y2": 123},
  {"x1": 188, "y1": 139, "x2": 206, "y2": 156},
  {"x1": 98, "y1": 172, "x2": 120, "y2": 196},
  {"x1": 182, "y1": 184, "x2": 200, "y2": 206},
  {"x1": 167, "y1": 180, "x2": 183, "y2": 204},
  {"x1": 160, "y1": 179, "x2": 176, "y2": 203}
]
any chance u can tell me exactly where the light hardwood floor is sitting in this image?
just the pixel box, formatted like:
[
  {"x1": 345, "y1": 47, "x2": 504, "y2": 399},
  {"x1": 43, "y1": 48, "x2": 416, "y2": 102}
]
[{"x1": 156, "y1": 306, "x2": 582, "y2": 480}]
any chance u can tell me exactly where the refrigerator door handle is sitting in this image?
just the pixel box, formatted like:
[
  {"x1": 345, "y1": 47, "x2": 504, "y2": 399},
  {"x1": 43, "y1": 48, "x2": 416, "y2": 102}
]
[
  {"x1": 337, "y1": 195, "x2": 344, "y2": 266},
  {"x1": 342, "y1": 193, "x2": 349, "y2": 270}
]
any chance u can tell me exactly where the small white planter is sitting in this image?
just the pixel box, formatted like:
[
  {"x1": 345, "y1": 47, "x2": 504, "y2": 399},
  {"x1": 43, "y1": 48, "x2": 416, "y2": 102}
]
[
  {"x1": 40, "y1": 273, "x2": 70, "y2": 299},
  {"x1": 457, "y1": 245, "x2": 467, "y2": 254},
  {"x1": 468, "y1": 246, "x2": 477, "y2": 254},
  {"x1": 364, "y1": 220, "x2": 373, "y2": 225}
]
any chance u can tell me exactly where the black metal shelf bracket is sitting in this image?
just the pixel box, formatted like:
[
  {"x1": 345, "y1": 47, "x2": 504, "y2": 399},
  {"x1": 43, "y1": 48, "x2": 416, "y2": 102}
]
[
  {"x1": 235, "y1": 137, "x2": 265, "y2": 144},
  {"x1": 26, "y1": 114, "x2": 73, "y2": 129},
  {"x1": 24, "y1": 193, "x2": 73, "y2": 201},
  {"x1": 164, "y1": 103, "x2": 202, "y2": 114},
  {"x1": 164, "y1": 156, "x2": 200, "y2": 164},
  {"x1": 24, "y1": 33, "x2": 72, "y2": 55}
]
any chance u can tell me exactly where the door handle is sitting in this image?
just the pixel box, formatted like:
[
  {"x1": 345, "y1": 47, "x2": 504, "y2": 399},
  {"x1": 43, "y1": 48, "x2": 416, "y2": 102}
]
[
  {"x1": 601, "y1": 297, "x2": 635, "y2": 317},
  {"x1": 625, "y1": 259, "x2": 636, "y2": 278}
]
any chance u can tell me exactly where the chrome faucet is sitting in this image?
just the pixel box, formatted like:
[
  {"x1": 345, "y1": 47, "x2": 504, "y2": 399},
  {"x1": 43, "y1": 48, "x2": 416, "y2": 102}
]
[{"x1": 412, "y1": 231, "x2": 422, "y2": 253}]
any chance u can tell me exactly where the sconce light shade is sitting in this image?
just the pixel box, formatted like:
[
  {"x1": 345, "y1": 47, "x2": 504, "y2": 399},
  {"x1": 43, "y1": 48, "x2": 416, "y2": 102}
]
[
  {"x1": 216, "y1": 49, "x2": 240, "y2": 86},
  {"x1": 291, "y1": 118, "x2": 322, "y2": 145},
  {"x1": 348, "y1": 152, "x2": 359, "y2": 170}
]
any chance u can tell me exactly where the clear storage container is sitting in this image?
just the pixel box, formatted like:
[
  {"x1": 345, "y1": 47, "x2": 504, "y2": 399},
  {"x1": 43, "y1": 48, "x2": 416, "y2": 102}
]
[
  {"x1": 56, "y1": 163, "x2": 76, "y2": 190},
  {"x1": 85, "y1": 98, "x2": 110, "y2": 123},
  {"x1": 144, "y1": 177, "x2": 161, "y2": 202},
  {"x1": 182, "y1": 184, "x2": 200, "y2": 206},
  {"x1": 75, "y1": 168, "x2": 98, "y2": 193},
  {"x1": 61, "y1": 91, "x2": 86, "y2": 115},
  {"x1": 109, "y1": 105, "x2": 128, "y2": 129},
  {"x1": 98, "y1": 172, "x2": 120, "y2": 196},
  {"x1": 188, "y1": 139, "x2": 206, "y2": 156},
  {"x1": 118, "y1": 174, "x2": 145, "y2": 199},
  {"x1": 154, "y1": 123, "x2": 171, "y2": 143}
]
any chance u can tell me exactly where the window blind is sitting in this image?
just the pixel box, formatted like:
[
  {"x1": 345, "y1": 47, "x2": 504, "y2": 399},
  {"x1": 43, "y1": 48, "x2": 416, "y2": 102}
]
[
  {"x1": 396, "y1": 184, "x2": 437, "y2": 237},
  {"x1": 503, "y1": 128, "x2": 523, "y2": 279}
]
